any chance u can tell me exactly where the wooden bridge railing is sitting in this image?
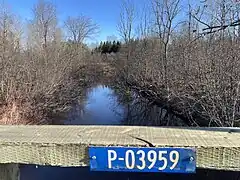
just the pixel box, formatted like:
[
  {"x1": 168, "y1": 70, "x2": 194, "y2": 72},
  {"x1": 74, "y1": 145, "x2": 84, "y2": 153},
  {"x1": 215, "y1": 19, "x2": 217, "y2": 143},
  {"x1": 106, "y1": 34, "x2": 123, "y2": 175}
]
[{"x1": 0, "y1": 125, "x2": 239, "y2": 180}]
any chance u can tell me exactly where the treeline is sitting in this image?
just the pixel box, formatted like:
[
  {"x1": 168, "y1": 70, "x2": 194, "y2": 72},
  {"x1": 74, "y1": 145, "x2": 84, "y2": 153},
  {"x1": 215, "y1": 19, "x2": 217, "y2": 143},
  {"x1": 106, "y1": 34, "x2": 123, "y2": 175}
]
[{"x1": 94, "y1": 41, "x2": 122, "y2": 54}]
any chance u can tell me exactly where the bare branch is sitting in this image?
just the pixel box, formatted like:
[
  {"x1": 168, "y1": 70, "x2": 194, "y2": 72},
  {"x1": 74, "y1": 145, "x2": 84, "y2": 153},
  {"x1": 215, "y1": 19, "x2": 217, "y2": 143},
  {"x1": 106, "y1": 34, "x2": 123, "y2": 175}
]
[
  {"x1": 202, "y1": 19, "x2": 240, "y2": 31},
  {"x1": 29, "y1": 0, "x2": 57, "y2": 49},
  {"x1": 117, "y1": 0, "x2": 135, "y2": 43},
  {"x1": 64, "y1": 15, "x2": 99, "y2": 44},
  {"x1": 191, "y1": 13, "x2": 212, "y2": 29}
]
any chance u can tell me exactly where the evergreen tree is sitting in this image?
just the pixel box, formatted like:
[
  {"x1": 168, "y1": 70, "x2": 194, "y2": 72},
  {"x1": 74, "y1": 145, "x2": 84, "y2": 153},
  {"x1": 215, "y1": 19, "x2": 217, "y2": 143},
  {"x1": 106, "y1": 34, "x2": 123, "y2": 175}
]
[
  {"x1": 101, "y1": 42, "x2": 108, "y2": 54},
  {"x1": 111, "y1": 40, "x2": 118, "y2": 53},
  {"x1": 116, "y1": 41, "x2": 121, "y2": 52},
  {"x1": 108, "y1": 41, "x2": 113, "y2": 53},
  {"x1": 105, "y1": 41, "x2": 111, "y2": 53},
  {"x1": 96, "y1": 40, "x2": 121, "y2": 54},
  {"x1": 98, "y1": 41, "x2": 103, "y2": 52}
]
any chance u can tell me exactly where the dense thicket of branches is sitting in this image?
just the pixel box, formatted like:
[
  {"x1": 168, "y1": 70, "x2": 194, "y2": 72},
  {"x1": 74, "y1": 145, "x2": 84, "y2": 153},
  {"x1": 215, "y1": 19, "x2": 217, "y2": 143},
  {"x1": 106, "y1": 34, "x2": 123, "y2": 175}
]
[
  {"x1": 0, "y1": 0, "x2": 100, "y2": 124},
  {"x1": 112, "y1": 0, "x2": 240, "y2": 127}
]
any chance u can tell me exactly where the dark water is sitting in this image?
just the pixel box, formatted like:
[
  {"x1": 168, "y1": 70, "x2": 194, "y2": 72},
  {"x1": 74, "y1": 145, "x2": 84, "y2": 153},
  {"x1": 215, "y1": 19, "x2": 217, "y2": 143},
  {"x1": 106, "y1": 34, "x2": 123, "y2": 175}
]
[
  {"x1": 20, "y1": 165, "x2": 240, "y2": 180},
  {"x1": 20, "y1": 85, "x2": 239, "y2": 180},
  {"x1": 64, "y1": 85, "x2": 186, "y2": 126},
  {"x1": 65, "y1": 85, "x2": 124, "y2": 125}
]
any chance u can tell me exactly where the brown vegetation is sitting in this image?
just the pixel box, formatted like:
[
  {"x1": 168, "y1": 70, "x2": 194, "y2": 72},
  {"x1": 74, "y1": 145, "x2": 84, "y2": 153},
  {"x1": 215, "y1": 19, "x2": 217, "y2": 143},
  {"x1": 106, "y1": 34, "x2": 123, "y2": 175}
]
[
  {"x1": 110, "y1": 0, "x2": 240, "y2": 127},
  {"x1": 0, "y1": 0, "x2": 103, "y2": 124},
  {"x1": 0, "y1": 41, "x2": 103, "y2": 124}
]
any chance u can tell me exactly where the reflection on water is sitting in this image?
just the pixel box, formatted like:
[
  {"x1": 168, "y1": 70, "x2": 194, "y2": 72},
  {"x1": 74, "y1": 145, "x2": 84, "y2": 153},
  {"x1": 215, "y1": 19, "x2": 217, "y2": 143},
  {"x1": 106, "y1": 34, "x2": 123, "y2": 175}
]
[
  {"x1": 65, "y1": 85, "x2": 124, "y2": 125},
  {"x1": 64, "y1": 84, "x2": 188, "y2": 126},
  {"x1": 120, "y1": 99, "x2": 187, "y2": 126}
]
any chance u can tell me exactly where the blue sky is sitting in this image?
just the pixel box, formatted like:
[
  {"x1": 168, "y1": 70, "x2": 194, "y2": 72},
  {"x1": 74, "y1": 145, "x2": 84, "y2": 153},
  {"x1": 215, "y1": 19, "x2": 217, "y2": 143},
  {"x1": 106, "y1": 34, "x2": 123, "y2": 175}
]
[
  {"x1": 5, "y1": 0, "x2": 126, "y2": 43},
  {"x1": 4, "y1": 0, "x2": 194, "y2": 45}
]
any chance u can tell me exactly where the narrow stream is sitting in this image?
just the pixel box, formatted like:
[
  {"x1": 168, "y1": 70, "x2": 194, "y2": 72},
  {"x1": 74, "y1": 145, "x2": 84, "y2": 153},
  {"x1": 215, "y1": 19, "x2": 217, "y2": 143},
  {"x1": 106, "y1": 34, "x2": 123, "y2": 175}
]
[
  {"x1": 65, "y1": 85, "x2": 124, "y2": 125},
  {"x1": 64, "y1": 84, "x2": 187, "y2": 126},
  {"x1": 20, "y1": 85, "x2": 237, "y2": 180}
]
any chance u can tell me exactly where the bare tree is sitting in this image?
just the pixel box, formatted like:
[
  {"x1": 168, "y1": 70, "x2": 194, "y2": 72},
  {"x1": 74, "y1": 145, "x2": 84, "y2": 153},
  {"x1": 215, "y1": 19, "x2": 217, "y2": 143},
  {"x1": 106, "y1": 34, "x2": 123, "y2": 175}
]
[
  {"x1": 64, "y1": 15, "x2": 99, "y2": 44},
  {"x1": 116, "y1": 0, "x2": 137, "y2": 82},
  {"x1": 0, "y1": 1, "x2": 22, "y2": 66},
  {"x1": 0, "y1": 3, "x2": 22, "y2": 49},
  {"x1": 151, "y1": 0, "x2": 181, "y2": 85},
  {"x1": 136, "y1": 2, "x2": 151, "y2": 39},
  {"x1": 28, "y1": 0, "x2": 57, "y2": 50},
  {"x1": 117, "y1": 0, "x2": 135, "y2": 44}
]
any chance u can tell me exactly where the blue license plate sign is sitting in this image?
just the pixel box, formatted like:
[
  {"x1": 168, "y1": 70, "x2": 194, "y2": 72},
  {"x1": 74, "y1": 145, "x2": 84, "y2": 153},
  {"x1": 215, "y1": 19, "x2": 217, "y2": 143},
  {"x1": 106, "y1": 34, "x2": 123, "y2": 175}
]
[{"x1": 89, "y1": 146, "x2": 196, "y2": 173}]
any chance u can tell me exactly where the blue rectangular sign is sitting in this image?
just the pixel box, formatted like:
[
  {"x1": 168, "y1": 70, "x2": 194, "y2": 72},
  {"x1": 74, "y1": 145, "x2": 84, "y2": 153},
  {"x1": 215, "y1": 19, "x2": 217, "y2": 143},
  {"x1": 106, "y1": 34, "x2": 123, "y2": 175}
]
[{"x1": 89, "y1": 146, "x2": 196, "y2": 173}]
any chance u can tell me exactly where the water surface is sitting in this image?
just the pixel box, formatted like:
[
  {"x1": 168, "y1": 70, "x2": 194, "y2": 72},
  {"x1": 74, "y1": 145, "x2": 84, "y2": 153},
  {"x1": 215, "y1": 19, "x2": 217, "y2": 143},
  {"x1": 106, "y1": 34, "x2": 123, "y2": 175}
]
[
  {"x1": 65, "y1": 85, "x2": 124, "y2": 125},
  {"x1": 64, "y1": 84, "x2": 187, "y2": 126}
]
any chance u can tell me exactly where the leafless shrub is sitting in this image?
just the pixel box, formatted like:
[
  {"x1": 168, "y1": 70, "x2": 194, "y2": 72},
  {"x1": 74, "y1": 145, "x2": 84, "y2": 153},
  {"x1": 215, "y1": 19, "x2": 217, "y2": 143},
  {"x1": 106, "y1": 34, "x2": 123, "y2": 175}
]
[
  {"x1": 0, "y1": 0, "x2": 101, "y2": 125},
  {"x1": 112, "y1": 0, "x2": 240, "y2": 127},
  {"x1": 0, "y1": 41, "x2": 91, "y2": 124}
]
